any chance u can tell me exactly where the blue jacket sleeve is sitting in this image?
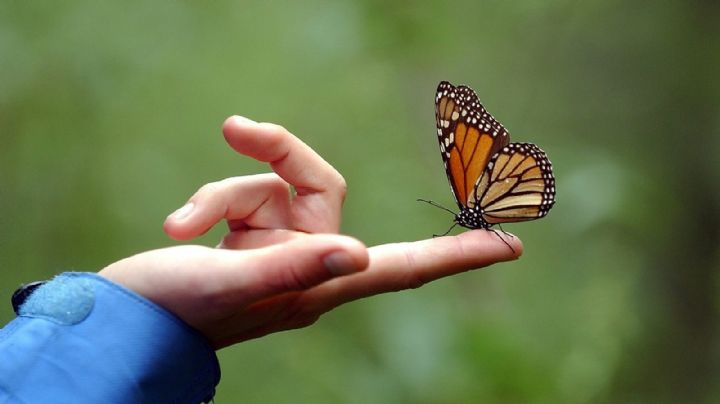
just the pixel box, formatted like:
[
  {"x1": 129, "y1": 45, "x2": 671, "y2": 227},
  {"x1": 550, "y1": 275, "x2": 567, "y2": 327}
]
[{"x1": 0, "y1": 272, "x2": 220, "y2": 403}]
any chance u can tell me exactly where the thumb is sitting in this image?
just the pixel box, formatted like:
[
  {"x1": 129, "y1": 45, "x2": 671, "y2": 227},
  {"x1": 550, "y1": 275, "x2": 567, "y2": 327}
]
[{"x1": 217, "y1": 234, "x2": 369, "y2": 306}]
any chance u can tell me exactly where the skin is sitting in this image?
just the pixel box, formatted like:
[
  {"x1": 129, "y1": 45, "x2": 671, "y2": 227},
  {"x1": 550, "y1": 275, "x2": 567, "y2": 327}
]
[{"x1": 99, "y1": 115, "x2": 523, "y2": 349}]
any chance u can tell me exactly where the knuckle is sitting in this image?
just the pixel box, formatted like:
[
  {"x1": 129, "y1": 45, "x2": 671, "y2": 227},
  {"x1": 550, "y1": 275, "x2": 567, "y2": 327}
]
[
  {"x1": 266, "y1": 265, "x2": 321, "y2": 293},
  {"x1": 292, "y1": 314, "x2": 321, "y2": 329},
  {"x1": 287, "y1": 312, "x2": 321, "y2": 330},
  {"x1": 283, "y1": 301, "x2": 322, "y2": 330},
  {"x1": 257, "y1": 123, "x2": 291, "y2": 161},
  {"x1": 197, "y1": 181, "x2": 222, "y2": 196},
  {"x1": 268, "y1": 177, "x2": 291, "y2": 196},
  {"x1": 263, "y1": 122, "x2": 292, "y2": 138},
  {"x1": 403, "y1": 271, "x2": 425, "y2": 290},
  {"x1": 284, "y1": 268, "x2": 314, "y2": 290},
  {"x1": 334, "y1": 174, "x2": 348, "y2": 198},
  {"x1": 402, "y1": 246, "x2": 425, "y2": 290}
]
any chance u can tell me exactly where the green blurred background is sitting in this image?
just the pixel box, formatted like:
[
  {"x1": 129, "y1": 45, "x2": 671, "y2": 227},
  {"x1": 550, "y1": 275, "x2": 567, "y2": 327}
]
[{"x1": 2, "y1": 1, "x2": 719, "y2": 402}]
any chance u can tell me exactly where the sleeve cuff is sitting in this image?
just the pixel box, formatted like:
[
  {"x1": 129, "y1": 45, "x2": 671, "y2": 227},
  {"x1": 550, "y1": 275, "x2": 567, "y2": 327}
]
[{"x1": 5, "y1": 272, "x2": 220, "y2": 403}]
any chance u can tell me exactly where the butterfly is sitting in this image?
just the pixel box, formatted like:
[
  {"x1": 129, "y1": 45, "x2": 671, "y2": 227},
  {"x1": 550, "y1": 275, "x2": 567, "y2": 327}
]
[{"x1": 421, "y1": 81, "x2": 556, "y2": 240}]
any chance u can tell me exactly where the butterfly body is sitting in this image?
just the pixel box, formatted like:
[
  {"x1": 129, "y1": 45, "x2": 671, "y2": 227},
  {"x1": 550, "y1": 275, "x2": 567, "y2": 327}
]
[
  {"x1": 454, "y1": 207, "x2": 489, "y2": 231},
  {"x1": 433, "y1": 81, "x2": 555, "y2": 232}
]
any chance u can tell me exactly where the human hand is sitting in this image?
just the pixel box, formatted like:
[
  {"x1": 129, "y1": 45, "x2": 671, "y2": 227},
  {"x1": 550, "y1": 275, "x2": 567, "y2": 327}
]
[{"x1": 99, "y1": 116, "x2": 522, "y2": 349}]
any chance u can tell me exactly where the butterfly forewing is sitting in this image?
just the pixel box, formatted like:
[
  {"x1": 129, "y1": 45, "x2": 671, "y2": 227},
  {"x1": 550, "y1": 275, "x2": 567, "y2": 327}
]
[
  {"x1": 434, "y1": 81, "x2": 509, "y2": 210},
  {"x1": 433, "y1": 81, "x2": 556, "y2": 230}
]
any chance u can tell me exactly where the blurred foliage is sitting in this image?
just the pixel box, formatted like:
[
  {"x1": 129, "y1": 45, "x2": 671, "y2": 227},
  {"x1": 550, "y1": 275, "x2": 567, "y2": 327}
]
[{"x1": 1, "y1": 0, "x2": 719, "y2": 402}]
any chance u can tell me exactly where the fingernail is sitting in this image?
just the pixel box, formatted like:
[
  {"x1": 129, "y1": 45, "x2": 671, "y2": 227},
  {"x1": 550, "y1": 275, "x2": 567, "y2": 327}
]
[
  {"x1": 170, "y1": 202, "x2": 194, "y2": 220},
  {"x1": 323, "y1": 251, "x2": 358, "y2": 276}
]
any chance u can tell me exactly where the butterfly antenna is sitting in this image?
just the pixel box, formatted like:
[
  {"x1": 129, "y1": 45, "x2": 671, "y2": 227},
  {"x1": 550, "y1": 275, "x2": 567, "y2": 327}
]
[
  {"x1": 417, "y1": 199, "x2": 458, "y2": 237},
  {"x1": 417, "y1": 198, "x2": 456, "y2": 215}
]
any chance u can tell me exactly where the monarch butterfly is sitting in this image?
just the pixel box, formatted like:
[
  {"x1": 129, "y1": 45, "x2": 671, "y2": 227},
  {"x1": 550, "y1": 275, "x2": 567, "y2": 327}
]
[{"x1": 421, "y1": 81, "x2": 556, "y2": 240}]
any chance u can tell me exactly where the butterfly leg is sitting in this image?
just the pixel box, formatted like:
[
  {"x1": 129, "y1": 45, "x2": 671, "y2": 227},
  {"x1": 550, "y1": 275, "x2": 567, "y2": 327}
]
[
  {"x1": 490, "y1": 226, "x2": 516, "y2": 254},
  {"x1": 433, "y1": 222, "x2": 457, "y2": 238},
  {"x1": 496, "y1": 224, "x2": 515, "y2": 239}
]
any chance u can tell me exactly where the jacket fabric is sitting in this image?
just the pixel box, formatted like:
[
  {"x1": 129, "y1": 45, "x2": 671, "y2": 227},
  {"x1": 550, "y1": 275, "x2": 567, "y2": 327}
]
[{"x1": 0, "y1": 272, "x2": 220, "y2": 403}]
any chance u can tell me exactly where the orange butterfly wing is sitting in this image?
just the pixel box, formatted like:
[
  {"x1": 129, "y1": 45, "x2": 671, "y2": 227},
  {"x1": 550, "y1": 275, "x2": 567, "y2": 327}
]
[{"x1": 435, "y1": 81, "x2": 509, "y2": 209}]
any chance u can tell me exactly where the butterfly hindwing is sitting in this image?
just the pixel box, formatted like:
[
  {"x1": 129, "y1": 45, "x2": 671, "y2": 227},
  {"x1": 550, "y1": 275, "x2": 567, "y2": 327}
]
[{"x1": 474, "y1": 142, "x2": 555, "y2": 224}]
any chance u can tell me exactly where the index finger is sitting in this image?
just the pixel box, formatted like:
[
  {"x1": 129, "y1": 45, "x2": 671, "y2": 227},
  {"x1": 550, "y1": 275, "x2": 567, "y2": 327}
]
[
  {"x1": 222, "y1": 116, "x2": 347, "y2": 233},
  {"x1": 299, "y1": 230, "x2": 523, "y2": 311}
]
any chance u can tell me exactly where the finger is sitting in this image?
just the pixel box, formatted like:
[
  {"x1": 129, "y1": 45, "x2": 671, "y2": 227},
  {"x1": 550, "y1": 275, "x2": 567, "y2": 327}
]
[
  {"x1": 299, "y1": 230, "x2": 522, "y2": 311},
  {"x1": 214, "y1": 230, "x2": 522, "y2": 345},
  {"x1": 164, "y1": 174, "x2": 292, "y2": 240},
  {"x1": 218, "y1": 229, "x2": 307, "y2": 250},
  {"x1": 222, "y1": 115, "x2": 346, "y2": 233},
  {"x1": 213, "y1": 234, "x2": 369, "y2": 307}
]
